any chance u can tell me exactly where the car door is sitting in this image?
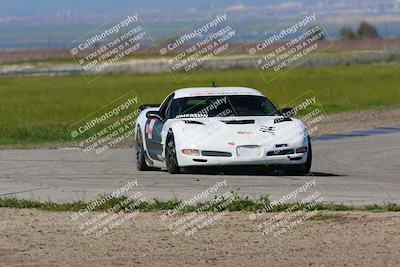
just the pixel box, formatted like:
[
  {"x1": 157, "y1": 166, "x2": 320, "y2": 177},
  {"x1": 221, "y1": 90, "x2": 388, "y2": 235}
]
[{"x1": 144, "y1": 93, "x2": 174, "y2": 161}]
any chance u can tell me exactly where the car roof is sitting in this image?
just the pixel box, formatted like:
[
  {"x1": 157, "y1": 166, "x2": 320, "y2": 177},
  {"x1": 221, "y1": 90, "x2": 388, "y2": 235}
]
[{"x1": 173, "y1": 87, "x2": 264, "y2": 99}]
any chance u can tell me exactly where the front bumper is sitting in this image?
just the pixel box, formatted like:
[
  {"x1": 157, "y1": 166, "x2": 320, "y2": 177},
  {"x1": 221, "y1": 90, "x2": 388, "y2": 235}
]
[
  {"x1": 177, "y1": 146, "x2": 308, "y2": 167},
  {"x1": 174, "y1": 119, "x2": 309, "y2": 167}
]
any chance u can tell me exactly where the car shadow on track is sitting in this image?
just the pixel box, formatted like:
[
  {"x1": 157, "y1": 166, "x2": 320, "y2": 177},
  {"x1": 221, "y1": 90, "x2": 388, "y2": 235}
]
[{"x1": 178, "y1": 166, "x2": 345, "y2": 177}]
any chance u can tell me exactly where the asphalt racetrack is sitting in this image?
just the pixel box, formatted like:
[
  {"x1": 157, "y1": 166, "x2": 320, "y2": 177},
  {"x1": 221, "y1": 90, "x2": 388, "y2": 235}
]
[{"x1": 1, "y1": 131, "x2": 399, "y2": 205}]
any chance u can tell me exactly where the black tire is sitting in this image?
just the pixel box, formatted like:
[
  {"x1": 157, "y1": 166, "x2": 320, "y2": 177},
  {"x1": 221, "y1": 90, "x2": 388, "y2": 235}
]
[
  {"x1": 284, "y1": 136, "x2": 312, "y2": 176},
  {"x1": 135, "y1": 127, "x2": 153, "y2": 171},
  {"x1": 165, "y1": 131, "x2": 180, "y2": 174}
]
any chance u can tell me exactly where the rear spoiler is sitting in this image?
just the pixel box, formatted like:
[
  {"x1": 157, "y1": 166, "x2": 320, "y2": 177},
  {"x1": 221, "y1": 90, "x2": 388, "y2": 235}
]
[{"x1": 138, "y1": 104, "x2": 160, "y2": 111}]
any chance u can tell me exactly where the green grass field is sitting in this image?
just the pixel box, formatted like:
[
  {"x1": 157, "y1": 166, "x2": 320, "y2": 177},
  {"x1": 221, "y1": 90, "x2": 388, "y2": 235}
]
[{"x1": 1, "y1": 62, "x2": 399, "y2": 147}]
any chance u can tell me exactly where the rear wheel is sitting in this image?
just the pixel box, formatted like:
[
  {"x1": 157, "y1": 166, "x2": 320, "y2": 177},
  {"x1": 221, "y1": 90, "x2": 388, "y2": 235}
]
[
  {"x1": 135, "y1": 127, "x2": 153, "y2": 171},
  {"x1": 284, "y1": 136, "x2": 312, "y2": 176},
  {"x1": 165, "y1": 131, "x2": 180, "y2": 174}
]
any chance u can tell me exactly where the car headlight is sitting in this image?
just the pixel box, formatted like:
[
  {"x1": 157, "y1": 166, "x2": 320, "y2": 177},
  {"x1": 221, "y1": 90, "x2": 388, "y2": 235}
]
[
  {"x1": 181, "y1": 149, "x2": 200, "y2": 156},
  {"x1": 295, "y1": 147, "x2": 307, "y2": 153}
]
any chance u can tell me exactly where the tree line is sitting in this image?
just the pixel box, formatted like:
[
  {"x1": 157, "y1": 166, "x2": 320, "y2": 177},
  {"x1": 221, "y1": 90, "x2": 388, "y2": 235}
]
[{"x1": 339, "y1": 21, "x2": 379, "y2": 40}]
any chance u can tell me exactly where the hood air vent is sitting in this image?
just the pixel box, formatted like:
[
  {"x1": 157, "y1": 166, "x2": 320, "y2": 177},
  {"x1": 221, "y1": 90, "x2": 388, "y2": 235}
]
[
  {"x1": 221, "y1": 120, "x2": 255, "y2": 124},
  {"x1": 184, "y1": 120, "x2": 204, "y2": 125},
  {"x1": 274, "y1": 117, "x2": 292, "y2": 124}
]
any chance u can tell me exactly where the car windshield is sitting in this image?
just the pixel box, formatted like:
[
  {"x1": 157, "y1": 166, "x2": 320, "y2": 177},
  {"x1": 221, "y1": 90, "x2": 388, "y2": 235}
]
[{"x1": 169, "y1": 95, "x2": 281, "y2": 118}]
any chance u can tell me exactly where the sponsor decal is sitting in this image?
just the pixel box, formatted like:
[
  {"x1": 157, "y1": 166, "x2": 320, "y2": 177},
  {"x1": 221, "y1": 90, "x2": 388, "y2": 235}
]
[{"x1": 237, "y1": 131, "x2": 253, "y2": 134}]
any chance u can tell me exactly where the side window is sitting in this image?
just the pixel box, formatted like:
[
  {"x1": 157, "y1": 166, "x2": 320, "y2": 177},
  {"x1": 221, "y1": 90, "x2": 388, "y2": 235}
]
[{"x1": 159, "y1": 93, "x2": 174, "y2": 119}]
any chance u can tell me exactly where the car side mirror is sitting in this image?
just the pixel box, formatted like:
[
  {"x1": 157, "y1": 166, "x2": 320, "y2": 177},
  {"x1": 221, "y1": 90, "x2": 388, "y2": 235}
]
[
  {"x1": 281, "y1": 108, "x2": 294, "y2": 117},
  {"x1": 146, "y1": 110, "x2": 164, "y2": 121}
]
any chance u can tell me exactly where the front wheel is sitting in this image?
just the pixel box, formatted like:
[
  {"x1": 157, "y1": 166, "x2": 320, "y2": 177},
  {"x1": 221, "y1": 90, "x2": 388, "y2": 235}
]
[
  {"x1": 165, "y1": 131, "x2": 180, "y2": 174},
  {"x1": 283, "y1": 136, "x2": 312, "y2": 176}
]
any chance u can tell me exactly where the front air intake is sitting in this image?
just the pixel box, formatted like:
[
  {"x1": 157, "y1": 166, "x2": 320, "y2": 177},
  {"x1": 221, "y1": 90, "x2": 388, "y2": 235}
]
[
  {"x1": 266, "y1": 149, "x2": 295, "y2": 156},
  {"x1": 201, "y1": 151, "x2": 232, "y2": 157}
]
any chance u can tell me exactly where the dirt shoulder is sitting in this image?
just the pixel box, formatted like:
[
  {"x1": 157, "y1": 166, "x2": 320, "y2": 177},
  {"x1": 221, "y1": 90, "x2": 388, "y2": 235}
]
[
  {"x1": 1, "y1": 208, "x2": 399, "y2": 266},
  {"x1": 316, "y1": 106, "x2": 400, "y2": 135}
]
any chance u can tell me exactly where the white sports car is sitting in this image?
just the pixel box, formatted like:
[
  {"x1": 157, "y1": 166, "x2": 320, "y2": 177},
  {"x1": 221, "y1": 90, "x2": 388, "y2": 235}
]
[{"x1": 135, "y1": 87, "x2": 312, "y2": 175}]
